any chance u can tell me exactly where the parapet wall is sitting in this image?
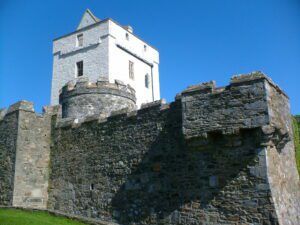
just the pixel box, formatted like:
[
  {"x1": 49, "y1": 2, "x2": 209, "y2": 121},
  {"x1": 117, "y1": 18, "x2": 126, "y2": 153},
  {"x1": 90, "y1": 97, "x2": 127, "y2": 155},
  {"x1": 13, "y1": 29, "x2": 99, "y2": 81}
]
[
  {"x1": 59, "y1": 77, "x2": 136, "y2": 119},
  {"x1": 0, "y1": 108, "x2": 19, "y2": 206},
  {"x1": 1, "y1": 72, "x2": 299, "y2": 224},
  {"x1": 0, "y1": 101, "x2": 54, "y2": 209},
  {"x1": 48, "y1": 72, "x2": 300, "y2": 224},
  {"x1": 181, "y1": 72, "x2": 281, "y2": 139}
]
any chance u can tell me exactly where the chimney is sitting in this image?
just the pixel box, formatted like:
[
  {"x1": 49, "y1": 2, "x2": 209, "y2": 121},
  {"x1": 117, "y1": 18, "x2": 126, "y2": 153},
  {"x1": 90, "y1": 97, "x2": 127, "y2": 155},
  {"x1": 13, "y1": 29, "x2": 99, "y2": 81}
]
[{"x1": 123, "y1": 25, "x2": 133, "y2": 33}]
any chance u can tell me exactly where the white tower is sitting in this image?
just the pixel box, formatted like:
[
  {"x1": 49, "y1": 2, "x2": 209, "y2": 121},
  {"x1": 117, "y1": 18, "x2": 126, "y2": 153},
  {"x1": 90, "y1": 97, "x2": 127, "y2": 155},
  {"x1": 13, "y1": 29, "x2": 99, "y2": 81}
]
[{"x1": 51, "y1": 9, "x2": 160, "y2": 107}]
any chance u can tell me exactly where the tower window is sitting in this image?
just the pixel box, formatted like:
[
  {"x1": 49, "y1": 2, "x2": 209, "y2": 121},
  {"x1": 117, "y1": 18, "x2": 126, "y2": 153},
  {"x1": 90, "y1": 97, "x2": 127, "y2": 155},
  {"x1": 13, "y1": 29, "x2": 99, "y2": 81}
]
[
  {"x1": 129, "y1": 61, "x2": 134, "y2": 80},
  {"x1": 76, "y1": 61, "x2": 83, "y2": 77},
  {"x1": 144, "y1": 45, "x2": 147, "y2": 52},
  {"x1": 126, "y1": 33, "x2": 129, "y2": 40},
  {"x1": 76, "y1": 34, "x2": 83, "y2": 47},
  {"x1": 145, "y1": 74, "x2": 150, "y2": 88}
]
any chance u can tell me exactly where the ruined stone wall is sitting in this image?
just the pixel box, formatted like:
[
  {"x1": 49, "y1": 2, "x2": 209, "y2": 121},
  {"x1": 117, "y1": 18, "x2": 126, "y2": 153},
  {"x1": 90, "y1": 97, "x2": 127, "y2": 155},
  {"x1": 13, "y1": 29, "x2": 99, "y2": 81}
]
[
  {"x1": 0, "y1": 109, "x2": 19, "y2": 206},
  {"x1": 47, "y1": 72, "x2": 300, "y2": 224}
]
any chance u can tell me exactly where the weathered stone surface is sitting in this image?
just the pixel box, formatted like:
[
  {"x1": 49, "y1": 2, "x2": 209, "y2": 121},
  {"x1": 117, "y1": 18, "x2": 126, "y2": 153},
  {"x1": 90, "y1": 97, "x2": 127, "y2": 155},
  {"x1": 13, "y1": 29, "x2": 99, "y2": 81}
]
[
  {"x1": 1, "y1": 72, "x2": 299, "y2": 225},
  {"x1": 0, "y1": 110, "x2": 18, "y2": 206},
  {"x1": 0, "y1": 101, "x2": 53, "y2": 209},
  {"x1": 12, "y1": 109, "x2": 52, "y2": 209},
  {"x1": 48, "y1": 99, "x2": 281, "y2": 224},
  {"x1": 59, "y1": 78, "x2": 136, "y2": 119},
  {"x1": 181, "y1": 71, "x2": 270, "y2": 139}
]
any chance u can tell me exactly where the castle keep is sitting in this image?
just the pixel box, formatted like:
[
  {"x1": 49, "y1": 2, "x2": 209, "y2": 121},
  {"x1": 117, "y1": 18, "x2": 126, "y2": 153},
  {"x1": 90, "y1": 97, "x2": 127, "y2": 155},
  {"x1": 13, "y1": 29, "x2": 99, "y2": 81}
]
[{"x1": 1, "y1": 10, "x2": 300, "y2": 225}]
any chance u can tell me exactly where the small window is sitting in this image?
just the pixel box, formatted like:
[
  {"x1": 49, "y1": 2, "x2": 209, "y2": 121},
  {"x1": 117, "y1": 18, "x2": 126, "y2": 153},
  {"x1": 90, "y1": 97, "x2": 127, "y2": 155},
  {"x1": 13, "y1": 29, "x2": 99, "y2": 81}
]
[
  {"x1": 129, "y1": 61, "x2": 134, "y2": 80},
  {"x1": 145, "y1": 74, "x2": 150, "y2": 88},
  {"x1": 76, "y1": 61, "x2": 83, "y2": 77},
  {"x1": 144, "y1": 45, "x2": 147, "y2": 52},
  {"x1": 90, "y1": 184, "x2": 94, "y2": 190},
  {"x1": 126, "y1": 33, "x2": 129, "y2": 40},
  {"x1": 76, "y1": 34, "x2": 83, "y2": 47}
]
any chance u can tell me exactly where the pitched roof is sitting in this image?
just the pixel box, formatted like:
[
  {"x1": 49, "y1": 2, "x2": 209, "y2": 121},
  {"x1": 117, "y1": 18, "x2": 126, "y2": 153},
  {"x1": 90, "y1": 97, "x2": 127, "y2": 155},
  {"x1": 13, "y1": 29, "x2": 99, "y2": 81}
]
[{"x1": 77, "y1": 9, "x2": 100, "y2": 30}]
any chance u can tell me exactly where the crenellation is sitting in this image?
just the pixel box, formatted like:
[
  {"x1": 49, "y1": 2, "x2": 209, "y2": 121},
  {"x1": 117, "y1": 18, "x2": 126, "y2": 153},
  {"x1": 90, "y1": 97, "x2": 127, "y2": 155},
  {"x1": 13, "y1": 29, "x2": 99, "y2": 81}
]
[
  {"x1": 7, "y1": 100, "x2": 35, "y2": 114},
  {"x1": 181, "y1": 73, "x2": 272, "y2": 140},
  {"x1": 1, "y1": 9, "x2": 299, "y2": 223},
  {"x1": 1, "y1": 71, "x2": 300, "y2": 224},
  {"x1": 55, "y1": 117, "x2": 76, "y2": 128},
  {"x1": 0, "y1": 108, "x2": 7, "y2": 121},
  {"x1": 231, "y1": 71, "x2": 288, "y2": 98},
  {"x1": 140, "y1": 99, "x2": 167, "y2": 110},
  {"x1": 42, "y1": 105, "x2": 61, "y2": 116},
  {"x1": 59, "y1": 77, "x2": 136, "y2": 120},
  {"x1": 109, "y1": 107, "x2": 130, "y2": 117},
  {"x1": 182, "y1": 81, "x2": 216, "y2": 94}
]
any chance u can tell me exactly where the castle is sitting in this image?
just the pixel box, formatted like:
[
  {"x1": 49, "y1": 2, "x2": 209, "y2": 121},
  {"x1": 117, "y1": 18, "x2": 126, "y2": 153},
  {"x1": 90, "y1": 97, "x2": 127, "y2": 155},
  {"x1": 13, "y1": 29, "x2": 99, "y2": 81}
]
[
  {"x1": 51, "y1": 9, "x2": 160, "y2": 108},
  {"x1": 1, "y1": 9, "x2": 300, "y2": 225}
]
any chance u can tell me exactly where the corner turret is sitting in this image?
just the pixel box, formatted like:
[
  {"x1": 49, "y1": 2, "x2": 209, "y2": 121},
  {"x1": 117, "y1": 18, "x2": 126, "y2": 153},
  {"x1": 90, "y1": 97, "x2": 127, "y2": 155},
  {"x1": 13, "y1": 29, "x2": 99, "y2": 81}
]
[{"x1": 59, "y1": 77, "x2": 136, "y2": 119}]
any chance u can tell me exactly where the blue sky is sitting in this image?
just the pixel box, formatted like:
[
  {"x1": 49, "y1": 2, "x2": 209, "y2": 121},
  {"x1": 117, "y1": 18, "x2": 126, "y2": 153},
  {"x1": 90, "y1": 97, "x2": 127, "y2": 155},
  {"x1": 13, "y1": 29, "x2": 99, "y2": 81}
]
[{"x1": 0, "y1": 0, "x2": 300, "y2": 114}]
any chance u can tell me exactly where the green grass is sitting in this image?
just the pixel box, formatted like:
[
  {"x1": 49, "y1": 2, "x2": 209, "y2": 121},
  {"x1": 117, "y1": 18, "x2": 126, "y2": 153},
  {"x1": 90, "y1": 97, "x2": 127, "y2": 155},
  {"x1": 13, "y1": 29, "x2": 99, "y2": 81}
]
[
  {"x1": 292, "y1": 116, "x2": 300, "y2": 173},
  {"x1": 0, "y1": 208, "x2": 88, "y2": 225}
]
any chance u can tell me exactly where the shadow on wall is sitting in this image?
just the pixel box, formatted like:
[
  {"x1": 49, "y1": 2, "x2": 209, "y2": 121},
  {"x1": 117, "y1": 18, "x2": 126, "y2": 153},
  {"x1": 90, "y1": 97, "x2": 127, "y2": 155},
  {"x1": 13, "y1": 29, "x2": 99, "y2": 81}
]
[{"x1": 110, "y1": 105, "x2": 271, "y2": 224}]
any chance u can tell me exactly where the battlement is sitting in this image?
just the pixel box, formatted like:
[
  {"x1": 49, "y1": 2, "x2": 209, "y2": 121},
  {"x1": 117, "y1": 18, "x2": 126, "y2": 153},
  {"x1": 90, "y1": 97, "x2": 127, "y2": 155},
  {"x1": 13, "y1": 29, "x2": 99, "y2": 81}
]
[
  {"x1": 55, "y1": 99, "x2": 169, "y2": 129},
  {"x1": 1, "y1": 72, "x2": 299, "y2": 224},
  {"x1": 182, "y1": 71, "x2": 287, "y2": 98},
  {"x1": 60, "y1": 77, "x2": 136, "y2": 97},
  {"x1": 0, "y1": 101, "x2": 60, "y2": 122},
  {"x1": 59, "y1": 77, "x2": 137, "y2": 119},
  {"x1": 181, "y1": 71, "x2": 289, "y2": 139}
]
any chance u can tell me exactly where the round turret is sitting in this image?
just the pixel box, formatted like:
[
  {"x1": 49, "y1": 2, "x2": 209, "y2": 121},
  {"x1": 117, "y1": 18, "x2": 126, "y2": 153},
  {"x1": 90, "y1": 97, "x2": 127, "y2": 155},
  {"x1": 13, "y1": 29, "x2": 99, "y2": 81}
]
[{"x1": 59, "y1": 77, "x2": 136, "y2": 119}]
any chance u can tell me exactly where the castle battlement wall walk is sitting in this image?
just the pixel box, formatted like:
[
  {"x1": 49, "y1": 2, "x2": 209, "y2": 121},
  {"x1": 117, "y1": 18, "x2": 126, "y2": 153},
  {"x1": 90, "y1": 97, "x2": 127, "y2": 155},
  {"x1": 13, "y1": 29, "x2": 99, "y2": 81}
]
[
  {"x1": 1, "y1": 72, "x2": 300, "y2": 224},
  {"x1": 0, "y1": 9, "x2": 300, "y2": 225}
]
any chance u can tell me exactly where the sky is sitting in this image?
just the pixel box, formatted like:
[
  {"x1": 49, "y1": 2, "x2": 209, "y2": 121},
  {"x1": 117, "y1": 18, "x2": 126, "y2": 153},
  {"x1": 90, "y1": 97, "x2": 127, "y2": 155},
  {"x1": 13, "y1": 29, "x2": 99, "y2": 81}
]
[{"x1": 0, "y1": 0, "x2": 300, "y2": 114}]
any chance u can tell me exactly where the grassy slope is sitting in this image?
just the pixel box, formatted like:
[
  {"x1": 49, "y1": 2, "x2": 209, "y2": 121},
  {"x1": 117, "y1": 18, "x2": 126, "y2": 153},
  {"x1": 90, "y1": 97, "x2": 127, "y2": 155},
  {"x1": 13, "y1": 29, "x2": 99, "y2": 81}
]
[
  {"x1": 0, "y1": 209, "x2": 88, "y2": 225},
  {"x1": 292, "y1": 116, "x2": 300, "y2": 173}
]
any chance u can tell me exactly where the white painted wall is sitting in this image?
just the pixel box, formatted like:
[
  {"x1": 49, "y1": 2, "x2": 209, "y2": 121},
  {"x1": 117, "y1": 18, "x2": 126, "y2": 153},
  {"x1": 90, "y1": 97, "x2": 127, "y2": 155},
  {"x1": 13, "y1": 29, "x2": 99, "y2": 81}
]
[
  {"x1": 51, "y1": 15, "x2": 160, "y2": 108},
  {"x1": 108, "y1": 20, "x2": 160, "y2": 107},
  {"x1": 51, "y1": 22, "x2": 109, "y2": 105}
]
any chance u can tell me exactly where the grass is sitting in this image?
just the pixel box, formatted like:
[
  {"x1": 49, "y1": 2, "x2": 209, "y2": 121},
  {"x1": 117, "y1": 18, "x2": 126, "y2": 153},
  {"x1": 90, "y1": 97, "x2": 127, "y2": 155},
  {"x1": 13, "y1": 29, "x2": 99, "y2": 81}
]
[
  {"x1": 292, "y1": 116, "x2": 300, "y2": 173},
  {"x1": 0, "y1": 208, "x2": 88, "y2": 225}
]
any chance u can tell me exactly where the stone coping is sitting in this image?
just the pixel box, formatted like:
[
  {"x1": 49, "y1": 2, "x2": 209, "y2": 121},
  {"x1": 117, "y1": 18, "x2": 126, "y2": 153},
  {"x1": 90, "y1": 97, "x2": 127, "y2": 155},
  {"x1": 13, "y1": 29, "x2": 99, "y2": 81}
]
[
  {"x1": 182, "y1": 71, "x2": 288, "y2": 98},
  {"x1": 59, "y1": 78, "x2": 136, "y2": 104},
  {"x1": 55, "y1": 99, "x2": 170, "y2": 129},
  {"x1": 59, "y1": 77, "x2": 136, "y2": 95},
  {"x1": 0, "y1": 72, "x2": 288, "y2": 124}
]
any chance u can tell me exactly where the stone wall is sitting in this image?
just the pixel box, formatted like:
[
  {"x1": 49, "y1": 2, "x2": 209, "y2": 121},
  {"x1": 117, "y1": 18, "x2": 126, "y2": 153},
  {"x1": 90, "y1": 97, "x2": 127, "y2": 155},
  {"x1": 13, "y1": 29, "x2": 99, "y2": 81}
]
[
  {"x1": 0, "y1": 101, "x2": 53, "y2": 209},
  {"x1": 12, "y1": 102, "x2": 52, "y2": 209},
  {"x1": 47, "y1": 72, "x2": 300, "y2": 224},
  {"x1": 1, "y1": 72, "x2": 299, "y2": 224},
  {"x1": 60, "y1": 78, "x2": 136, "y2": 119},
  {"x1": 265, "y1": 81, "x2": 300, "y2": 224},
  {"x1": 51, "y1": 20, "x2": 109, "y2": 105},
  {"x1": 293, "y1": 116, "x2": 300, "y2": 173},
  {"x1": 0, "y1": 109, "x2": 18, "y2": 206},
  {"x1": 181, "y1": 73, "x2": 269, "y2": 139}
]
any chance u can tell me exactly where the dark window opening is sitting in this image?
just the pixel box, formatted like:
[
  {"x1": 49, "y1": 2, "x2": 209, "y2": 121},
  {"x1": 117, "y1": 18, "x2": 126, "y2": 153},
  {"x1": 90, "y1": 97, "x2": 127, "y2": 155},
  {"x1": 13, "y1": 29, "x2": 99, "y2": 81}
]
[
  {"x1": 77, "y1": 34, "x2": 83, "y2": 47},
  {"x1": 76, "y1": 61, "x2": 83, "y2": 77},
  {"x1": 129, "y1": 61, "x2": 134, "y2": 80},
  {"x1": 145, "y1": 74, "x2": 150, "y2": 88},
  {"x1": 90, "y1": 184, "x2": 94, "y2": 190}
]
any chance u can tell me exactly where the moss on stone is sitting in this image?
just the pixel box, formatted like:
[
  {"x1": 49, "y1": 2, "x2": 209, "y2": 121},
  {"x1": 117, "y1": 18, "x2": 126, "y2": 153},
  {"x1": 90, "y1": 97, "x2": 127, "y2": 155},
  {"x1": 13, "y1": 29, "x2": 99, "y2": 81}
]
[{"x1": 292, "y1": 116, "x2": 300, "y2": 173}]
